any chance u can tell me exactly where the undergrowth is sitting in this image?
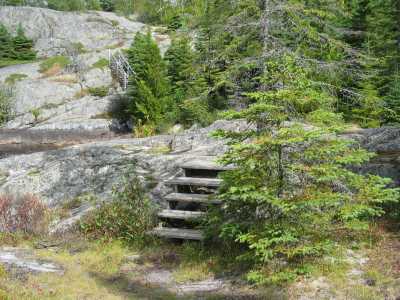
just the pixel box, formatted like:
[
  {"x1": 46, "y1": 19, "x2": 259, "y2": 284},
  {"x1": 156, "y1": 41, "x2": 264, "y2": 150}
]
[{"x1": 80, "y1": 164, "x2": 156, "y2": 246}]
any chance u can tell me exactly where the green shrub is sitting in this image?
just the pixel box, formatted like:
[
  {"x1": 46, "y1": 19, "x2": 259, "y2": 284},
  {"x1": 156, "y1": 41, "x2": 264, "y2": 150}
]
[
  {"x1": 0, "y1": 86, "x2": 13, "y2": 125},
  {"x1": 80, "y1": 165, "x2": 156, "y2": 245},
  {"x1": 179, "y1": 99, "x2": 214, "y2": 128},
  {"x1": 72, "y1": 42, "x2": 87, "y2": 54},
  {"x1": 4, "y1": 73, "x2": 27, "y2": 85},
  {"x1": 30, "y1": 108, "x2": 41, "y2": 123},
  {"x1": 92, "y1": 58, "x2": 109, "y2": 69},
  {"x1": 39, "y1": 56, "x2": 70, "y2": 73},
  {"x1": 88, "y1": 86, "x2": 109, "y2": 97}
]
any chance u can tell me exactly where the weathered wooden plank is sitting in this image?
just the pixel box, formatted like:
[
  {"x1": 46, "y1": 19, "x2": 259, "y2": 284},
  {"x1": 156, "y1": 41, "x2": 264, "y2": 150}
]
[
  {"x1": 150, "y1": 228, "x2": 204, "y2": 240},
  {"x1": 158, "y1": 209, "x2": 205, "y2": 220},
  {"x1": 179, "y1": 158, "x2": 234, "y2": 171},
  {"x1": 165, "y1": 177, "x2": 222, "y2": 187},
  {"x1": 165, "y1": 193, "x2": 222, "y2": 205}
]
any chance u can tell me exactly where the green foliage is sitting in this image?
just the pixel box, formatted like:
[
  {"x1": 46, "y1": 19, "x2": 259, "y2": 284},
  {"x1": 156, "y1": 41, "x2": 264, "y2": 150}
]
[
  {"x1": 4, "y1": 73, "x2": 27, "y2": 85},
  {"x1": 0, "y1": 86, "x2": 13, "y2": 125},
  {"x1": 39, "y1": 55, "x2": 70, "y2": 73},
  {"x1": 99, "y1": 0, "x2": 114, "y2": 11},
  {"x1": 71, "y1": 42, "x2": 87, "y2": 54},
  {"x1": 206, "y1": 7, "x2": 400, "y2": 282},
  {"x1": 30, "y1": 108, "x2": 41, "y2": 123},
  {"x1": 164, "y1": 36, "x2": 203, "y2": 102},
  {"x1": 11, "y1": 24, "x2": 36, "y2": 60},
  {"x1": 0, "y1": 24, "x2": 14, "y2": 61},
  {"x1": 92, "y1": 58, "x2": 109, "y2": 69},
  {"x1": 179, "y1": 99, "x2": 214, "y2": 128},
  {"x1": 80, "y1": 165, "x2": 156, "y2": 244},
  {"x1": 88, "y1": 86, "x2": 109, "y2": 97},
  {"x1": 0, "y1": 23, "x2": 36, "y2": 67},
  {"x1": 126, "y1": 31, "x2": 171, "y2": 127},
  {"x1": 47, "y1": 0, "x2": 86, "y2": 11}
]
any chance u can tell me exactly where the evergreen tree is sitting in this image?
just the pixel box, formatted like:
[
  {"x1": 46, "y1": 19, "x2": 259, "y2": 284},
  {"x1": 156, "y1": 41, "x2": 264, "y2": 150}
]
[
  {"x1": 11, "y1": 24, "x2": 36, "y2": 61},
  {"x1": 0, "y1": 24, "x2": 13, "y2": 60},
  {"x1": 99, "y1": 0, "x2": 114, "y2": 11},
  {"x1": 126, "y1": 31, "x2": 171, "y2": 126},
  {"x1": 207, "y1": 0, "x2": 400, "y2": 284},
  {"x1": 164, "y1": 37, "x2": 196, "y2": 100},
  {"x1": 356, "y1": 0, "x2": 400, "y2": 122}
]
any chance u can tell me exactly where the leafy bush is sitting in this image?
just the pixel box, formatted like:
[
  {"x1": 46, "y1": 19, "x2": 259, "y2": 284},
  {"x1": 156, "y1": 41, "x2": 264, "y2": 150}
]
[
  {"x1": 88, "y1": 86, "x2": 109, "y2": 97},
  {"x1": 39, "y1": 56, "x2": 70, "y2": 74},
  {"x1": 133, "y1": 120, "x2": 156, "y2": 138},
  {"x1": 80, "y1": 165, "x2": 156, "y2": 244},
  {"x1": 0, "y1": 194, "x2": 50, "y2": 235}
]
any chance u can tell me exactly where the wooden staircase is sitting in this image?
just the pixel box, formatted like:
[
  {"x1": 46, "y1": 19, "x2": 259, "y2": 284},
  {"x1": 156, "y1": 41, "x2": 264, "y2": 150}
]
[{"x1": 150, "y1": 157, "x2": 232, "y2": 241}]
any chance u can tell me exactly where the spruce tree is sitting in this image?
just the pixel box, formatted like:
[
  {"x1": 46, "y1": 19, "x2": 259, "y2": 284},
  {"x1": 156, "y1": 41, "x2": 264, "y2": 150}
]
[
  {"x1": 11, "y1": 24, "x2": 36, "y2": 61},
  {"x1": 208, "y1": 0, "x2": 400, "y2": 284},
  {"x1": 164, "y1": 37, "x2": 196, "y2": 100},
  {"x1": 0, "y1": 24, "x2": 13, "y2": 60},
  {"x1": 126, "y1": 31, "x2": 170, "y2": 126}
]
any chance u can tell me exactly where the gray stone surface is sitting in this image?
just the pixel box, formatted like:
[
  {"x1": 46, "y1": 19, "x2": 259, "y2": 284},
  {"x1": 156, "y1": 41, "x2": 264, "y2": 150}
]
[
  {"x1": 0, "y1": 6, "x2": 170, "y2": 131},
  {"x1": 0, "y1": 7, "x2": 144, "y2": 57},
  {"x1": 0, "y1": 120, "x2": 243, "y2": 209},
  {"x1": 344, "y1": 127, "x2": 400, "y2": 185},
  {"x1": 0, "y1": 247, "x2": 63, "y2": 277}
]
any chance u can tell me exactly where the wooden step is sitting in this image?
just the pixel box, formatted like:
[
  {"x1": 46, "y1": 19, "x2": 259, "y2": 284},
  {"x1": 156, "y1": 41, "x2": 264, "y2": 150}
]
[
  {"x1": 165, "y1": 193, "x2": 222, "y2": 205},
  {"x1": 150, "y1": 228, "x2": 204, "y2": 240},
  {"x1": 179, "y1": 157, "x2": 234, "y2": 171},
  {"x1": 158, "y1": 209, "x2": 206, "y2": 220},
  {"x1": 165, "y1": 177, "x2": 222, "y2": 187}
]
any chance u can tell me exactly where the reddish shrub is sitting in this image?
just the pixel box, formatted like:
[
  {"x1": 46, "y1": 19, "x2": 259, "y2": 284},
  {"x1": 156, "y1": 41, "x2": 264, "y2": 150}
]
[
  {"x1": 0, "y1": 194, "x2": 49, "y2": 235},
  {"x1": 0, "y1": 195, "x2": 13, "y2": 232}
]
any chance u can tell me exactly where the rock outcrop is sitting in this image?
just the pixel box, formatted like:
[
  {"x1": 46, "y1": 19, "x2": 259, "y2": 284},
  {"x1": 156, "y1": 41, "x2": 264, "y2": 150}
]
[
  {"x1": 0, "y1": 6, "x2": 170, "y2": 131},
  {"x1": 0, "y1": 120, "x2": 247, "y2": 208},
  {"x1": 0, "y1": 7, "x2": 170, "y2": 57},
  {"x1": 344, "y1": 127, "x2": 400, "y2": 186}
]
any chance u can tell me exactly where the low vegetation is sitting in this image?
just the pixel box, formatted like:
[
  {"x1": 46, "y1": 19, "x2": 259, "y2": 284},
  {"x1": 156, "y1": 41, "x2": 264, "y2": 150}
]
[
  {"x1": 91, "y1": 58, "x2": 109, "y2": 69},
  {"x1": 0, "y1": 85, "x2": 13, "y2": 125},
  {"x1": 39, "y1": 55, "x2": 70, "y2": 75},
  {"x1": 0, "y1": 193, "x2": 49, "y2": 235},
  {"x1": 88, "y1": 86, "x2": 109, "y2": 97},
  {"x1": 80, "y1": 165, "x2": 156, "y2": 245},
  {"x1": 4, "y1": 73, "x2": 27, "y2": 85}
]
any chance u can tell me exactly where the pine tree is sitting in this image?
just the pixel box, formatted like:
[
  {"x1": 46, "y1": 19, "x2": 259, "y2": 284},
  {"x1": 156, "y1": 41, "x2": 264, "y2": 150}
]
[
  {"x1": 126, "y1": 31, "x2": 171, "y2": 126},
  {"x1": 11, "y1": 24, "x2": 36, "y2": 61}
]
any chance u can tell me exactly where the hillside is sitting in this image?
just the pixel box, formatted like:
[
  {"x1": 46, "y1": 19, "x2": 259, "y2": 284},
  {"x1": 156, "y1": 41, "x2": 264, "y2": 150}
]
[{"x1": 0, "y1": 2, "x2": 399, "y2": 300}]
